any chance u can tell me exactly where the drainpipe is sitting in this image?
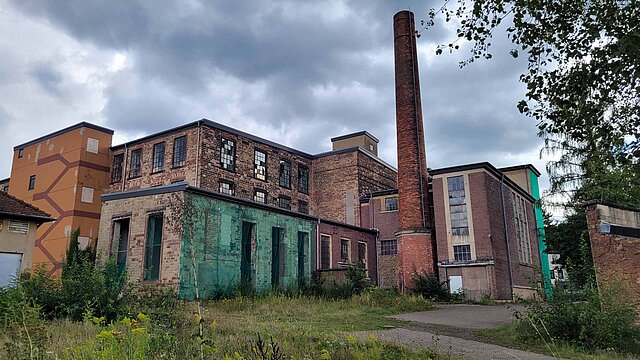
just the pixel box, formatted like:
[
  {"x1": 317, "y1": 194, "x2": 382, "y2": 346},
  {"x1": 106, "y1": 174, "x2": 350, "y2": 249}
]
[
  {"x1": 316, "y1": 218, "x2": 321, "y2": 271},
  {"x1": 500, "y1": 174, "x2": 515, "y2": 301},
  {"x1": 195, "y1": 121, "x2": 202, "y2": 187}
]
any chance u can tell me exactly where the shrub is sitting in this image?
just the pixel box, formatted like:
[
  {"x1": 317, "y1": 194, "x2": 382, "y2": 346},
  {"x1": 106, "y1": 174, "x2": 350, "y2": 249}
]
[
  {"x1": 410, "y1": 272, "x2": 451, "y2": 302},
  {"x1": 518, "y1": 284, "x2": 640, "y2": 354}
]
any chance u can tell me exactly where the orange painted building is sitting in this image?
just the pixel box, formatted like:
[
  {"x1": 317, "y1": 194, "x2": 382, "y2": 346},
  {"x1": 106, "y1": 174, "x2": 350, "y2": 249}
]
[{"x1": 8, "y1": 122, "x2": 113, "y2": 272}]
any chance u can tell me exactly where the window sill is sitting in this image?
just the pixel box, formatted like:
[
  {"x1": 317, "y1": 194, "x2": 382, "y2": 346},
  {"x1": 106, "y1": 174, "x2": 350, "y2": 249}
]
[
  {"x1": 128, "y1": 175, "x2": 142, "y2": 180},
  {"x1": 172, "y1": 164, "x2": 186, "y2": 169},
  {"x1": 380, "y1": 209, "x2": 399, "y2": 213},
  {"x1": 220, "y1": 166, "x2": 236, "y2": 173},
  {"x1": 151, "y1": 170, "x2": 165, "y2": 175}
]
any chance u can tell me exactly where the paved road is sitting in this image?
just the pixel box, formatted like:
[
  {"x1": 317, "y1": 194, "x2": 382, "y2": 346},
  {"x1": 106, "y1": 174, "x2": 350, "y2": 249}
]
[{"x1": 391, "y1": 304, "x2": 527, "y2": 330}]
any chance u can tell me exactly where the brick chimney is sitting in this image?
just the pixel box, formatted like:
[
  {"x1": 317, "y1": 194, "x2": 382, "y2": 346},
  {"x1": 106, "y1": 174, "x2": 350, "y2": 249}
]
[{"x1": 393, "y1": 10, "x2": 436, "y2": 289}]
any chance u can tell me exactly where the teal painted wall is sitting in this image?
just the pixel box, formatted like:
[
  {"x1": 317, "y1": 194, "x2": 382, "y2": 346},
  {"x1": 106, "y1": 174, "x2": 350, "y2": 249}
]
[
  {"x1": 529, "y1": 169, "x2": 552, "y2": 298},
  {"x1": 179, "y1": 193, "x2": 316, "y2": 300}
]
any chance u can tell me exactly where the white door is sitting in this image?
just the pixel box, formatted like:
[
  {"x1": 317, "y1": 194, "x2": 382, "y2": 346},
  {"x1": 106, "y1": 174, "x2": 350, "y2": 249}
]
[
  {"x1": 0, "y1": 252, "x2": 23, "y2": 287},
  {"x1": 449, "y1": 275, "x2": 463, "y2": 293}
]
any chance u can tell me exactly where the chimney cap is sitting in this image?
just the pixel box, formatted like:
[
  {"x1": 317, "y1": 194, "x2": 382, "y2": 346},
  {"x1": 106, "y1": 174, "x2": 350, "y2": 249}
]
[{"x1": 330, "y1": 131, "x2": 379, "y2": 143}]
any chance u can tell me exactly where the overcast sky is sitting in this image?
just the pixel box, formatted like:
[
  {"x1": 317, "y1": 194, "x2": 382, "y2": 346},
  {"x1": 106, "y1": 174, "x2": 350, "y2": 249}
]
[{"x1": 0, "y1": 0, "x2": 549, "y2": 192}]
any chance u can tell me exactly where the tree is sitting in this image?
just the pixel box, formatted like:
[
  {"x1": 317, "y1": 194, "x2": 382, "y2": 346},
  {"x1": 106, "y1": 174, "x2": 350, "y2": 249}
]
[{"x1": 426, "y1": 1, "x2": 640, "y2": 200}]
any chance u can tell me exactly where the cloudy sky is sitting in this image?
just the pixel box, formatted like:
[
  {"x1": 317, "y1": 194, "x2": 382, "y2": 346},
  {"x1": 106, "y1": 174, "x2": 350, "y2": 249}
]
[{"x1": 0, "y1": 0, "x2": 548, "y2": 191}]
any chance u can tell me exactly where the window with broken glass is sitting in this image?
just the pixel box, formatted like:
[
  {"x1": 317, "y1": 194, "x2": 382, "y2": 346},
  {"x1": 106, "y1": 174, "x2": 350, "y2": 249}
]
[
  {"x1": 277, "y1": 196, "x2": 291, "y2": 210},
  {"x1": 111, "y1": 154, "x2": 124, "y2": 183},
  {"x1": 453, "y1": 244, "x2": 472, "y2": 262},
  {"x1": 384, "y1": 197, "x2": 398, "y2": 211},
  {"x1": 340, "y1": 238, "x2": 350, "y2": 263},
  {"x1": 172, "y1": 136, "x2": 187, "y2": 167},
  {"x1": 152, "y1": 142, "x2": 165, "y2": 173},
  {"x1": 129, "y1": 149, "x2": 142, "y2": 178},
  {"x1": 279, "y1": 160, "x2": 291, "y2": 188},
  {"x1": 219, "y1": 180, "x2": 235, "y2": 196},
  {"x1": 448, "y1": 176, "x2": 469, "y2": 236},
  {"x1": 298, "y1": 200, "x2": 309, "y2": 214},
  {"x1": 298, "y1": 165, "x2": 309, "y2": 193},
  {"x1": 220, "y1": 138, "x2": 236, "y2": 171},
  {"x1": 380, "y1": 239, "x2": 397, "y2": 255},
  {"x1": 254, "y1": 149, "x2": 267, "y2": 181},
  {"x1": 253, "y1": 189, "x2": 267, "y2": 204}
]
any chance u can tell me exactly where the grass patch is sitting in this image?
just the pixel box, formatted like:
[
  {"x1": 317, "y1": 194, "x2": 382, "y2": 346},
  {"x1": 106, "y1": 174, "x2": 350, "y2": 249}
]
[{"x1": 480, "y1": 323, "x2": 638, "y2": 360}]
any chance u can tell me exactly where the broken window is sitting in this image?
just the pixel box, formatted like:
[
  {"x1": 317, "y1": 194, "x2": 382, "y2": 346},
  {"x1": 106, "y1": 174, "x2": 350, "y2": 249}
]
[
  {"x1": 384, "y1": 197, "x2": 398, "y2": 211},
  {"x1": 219, "y1": 180, "x2": 235, "y2": 196},
  {"x1": 358, "y1": 241, "x2": 367, "y2": 265},
  {"x1": 152, "y1": 142, "x2": 165, "y2": 172},
  {"x1": 144, "y1": 213, "x2": 163, "y2": 281},
  {"x1": 8, "y1": 220, "x2": 28, "y2": 234},
  {"x1": 111, "y1": 154, "x2": 124, "y2": 183},
  {"x1": 380, "y1": 239, "x2": 397, "y2": 255},
  {"x1": 340, "y1": 238, "x2": 350, "y2": 263},
  {"x1": 297, "y1": 165, "x2": 309, "y2": 194},
  {"x1": 271, "y1": 227, "x2": 285, "y2": 288},
  {"x1": 453, "y1": 244, "x2": 471, "y2": 262},
  {"x1": 448, "y1": 176, "x2": 469, "y2": 236},
  {"x1": 28, "y1": 175, "x2": 36, "y2": 191},
  {"x1": 279, "y1": 160, "x2": 291, "y2": 188},
  {"x1": 220, "y1": 138, "x2": 236, "y2": 171},
  {"x1": 129, "y1": 149, "x2": 142, "y2": 178},
  {"x1": 298, "y1": 200, "x2": 309, "y2": 214},
  {"x1": 320, "y1": 234, "x2": 331, "y2": 269},
  {"x1": 254, "y1": 150, "x2": 267, "y2": 181},
  {"x1": 253, "y1": 189, "x2": 267, "y2": 204},
  {"x1": 277, "y1": 196, "x2": 291, "y2": 210},
  {"x1": 173, "y1": 136, "x2": 187, "y2": 167},
  {"x1": 112, "y1": 218, "x2": 130, "y2": 273}
]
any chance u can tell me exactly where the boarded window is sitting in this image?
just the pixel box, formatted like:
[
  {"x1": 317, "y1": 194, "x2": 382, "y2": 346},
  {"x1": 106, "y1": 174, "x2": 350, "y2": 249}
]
[
  {"x1": 173, "y1": 136, "x2": 187, "y2": 167},
  {"x1": 453, "y1": 244, "x2": 471, "y2": 262},
  {"x1": 152, "y1": 142, "x2": 165, "y2": 172},
  {"x1": 129, "y1": 149, "x2": 142, "y2": 178},
  {"x1": 384, "y1": 197, "x2": 398, "y2": 211},
  {"x1": 448, "y1": 176, "x2": 469, "y2": 236},
  {"x1": 144, "y1": 213, "x2": 163, "y2": 281},
  {"x1": 81, "y1": 187, "x2": 94, "y2": 204},
  {"x1": 279, "y1": 160, "x2": 291, "y2": 188},
  {"x1": 111, "y1": 154, "x2": 124, "y2": 183},
  {"x1": 297, "y1": 232, "x2": 308, "y2": 283},
  {"x1": 87, "y1": 138, "x2": 99, "y2": 154},
  {"x1": 297, "y1": 165, "x2": 309, "y2": 194},
  {"x1": 8, "y1": 220, "x2": 28, "y2": 234},
  {"x1": 220, "y1": 138, "x2": 236, "y2": 171},
  {"x1": 340, "y1": 238, "x2": 350, "y2": 263},
  {"x1": 254, "y1": 150, "x2": 267, "y2": 181},
  {"x1": 0, "y1": 252, "x2": 22, "y2": 287},
  {"x1": 380, "y1": 239, "x2": 397, "y2": 255},
  {"x1": 271, "y1": 227, "x2": 285, "y2": 287},
  {"x1": 253, "y1": 189, "x2": 267, "y2": 204},
  {"x1": 241, "y1": 222, "x2": 255, "y2": 286},
  {"x1": 28, "y1": 175, "x2": 36, "y2": 191},
  {"x1": 320, "y1": 234, "x2": 331, "y2": 269}
]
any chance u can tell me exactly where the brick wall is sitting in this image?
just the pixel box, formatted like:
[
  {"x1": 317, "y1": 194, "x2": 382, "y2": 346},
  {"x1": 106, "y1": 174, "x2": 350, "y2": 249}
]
[
  {"x1": 106, "y1": 127, "x2": 199, "y2": 193},
  {"x1": 586, "y1": 202, "x2": 640, "y2": 317},
  {"x1": 312, "y1": 152, "x2": 359, "y2": 225},
  {"x1": 317, "y1": 222, "x2": 377, "y2": 283},
  {"x1": 361, "y1": 194, "x2": 400, "y2": 288},
  {"x1": 96, "y1": 191, "x2": 184, "y2": 286}
]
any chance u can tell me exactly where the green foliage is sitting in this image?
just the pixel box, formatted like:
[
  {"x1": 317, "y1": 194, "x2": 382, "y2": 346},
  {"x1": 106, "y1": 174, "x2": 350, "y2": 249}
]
[
  {"x1": 410, "y1": 272, "x2": 454, "y2": 302},
  {"x1": 517, "y1": 284, "x2": 640, "y2": 355},
  {"x1": 302, "y1": 266, "x2": 371, "y2": 300},
  {"x1": 0, "y1": 288, "x2": 47, "y2": 360}
]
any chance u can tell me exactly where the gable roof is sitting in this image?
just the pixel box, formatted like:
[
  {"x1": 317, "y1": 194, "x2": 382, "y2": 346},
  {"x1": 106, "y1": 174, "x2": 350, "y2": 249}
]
[{"x1": 0, "y1": 192, "x2": 55, "y2": 223}]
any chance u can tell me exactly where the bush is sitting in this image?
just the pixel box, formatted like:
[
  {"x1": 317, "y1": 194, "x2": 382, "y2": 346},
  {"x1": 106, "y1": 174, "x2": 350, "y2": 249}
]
[
  {"x1": 410, "y1": 272, "x2": 451, "y2": 302},
  {"x1": 305, "y1": 265, "x2": 372, "y2": 299},
  {"x1": 518, "y1": 284, "x2": 640, "y2": 354}
]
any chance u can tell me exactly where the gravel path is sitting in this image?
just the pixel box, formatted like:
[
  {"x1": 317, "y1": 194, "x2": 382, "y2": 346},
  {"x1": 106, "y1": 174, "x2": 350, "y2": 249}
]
[{"x1": 355, "y1": 328, "x2": 562, "y2": 360}]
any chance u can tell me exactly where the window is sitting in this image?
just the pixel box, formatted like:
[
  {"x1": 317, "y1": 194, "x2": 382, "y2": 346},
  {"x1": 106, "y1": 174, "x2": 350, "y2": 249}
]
[
  {"x1": 358, "y1": 242, "x2": 367, "y2": 265},
  {"x1": 297, "y1": 232, "x2": 309, "y2": 281},
  {"x1": 152, "y1": 142, "x2": 165, "y2": 172},
  {"x1": 2, "y1": 185, "x2": 8, "y2": 192},
  {"x1": 513, "y1": 193, "x2": 532, "y2": 264},
  {"x1": 111, "y1": 154, "x2": 124, "y2": 183},
  {"x1": 448, "y1": 176, "x2": 469, "y2": 236},
  {"x1": 87, "y1": 138, "x2": 99, "y2": 154},
  {"x1": 298, "y1": 200, "x2": 309, "y2": 214},
  {"x1": 271, "y1": 227, "x2": 285, "y2": 287},
  {"x1": 384, "y1": 197, "x2": 398, "y2": 211},
  {"x1": 112, "y1": 218, "x2": 130, "y2": 273},
  {"x1": 320, "y1": 234, "x2": 331, "y2": 269},
  {"x1": 81, "y1": 187, "x2": 94, "y2": 204},
  {"x1": 241, "y1": 222, "x2": 255, "y2": 285},
  {"x1": 340, "y1": 238, "x2": 350, "y2": 263},
  {"x1": 28, "y1": 175, "x2": 36, "y2": 191},
  {"x1": 254, "y1": 150, "x2": 267, "y2": 181},
  {"x1": 219, "y1": 180, "x2": 235, "y2": 196},
  {"x1": 129, "y1": 149, "x2": 142, "y2": 178},
  {"x1": 279, "y1": 160, "x2": 291, "y2": 188},
  {"x1": 220, "y1": 138, "x2": 235, "y2": 171},
  {"x1": 8, "y1": 220, "x2": 28, "y2": 234},
  {"x1": 453, "y1": 245, "x2": 472, "y2": 262},
  {"x1": 381, "y1": 239, "x2": 397, "y2": 255},
  {"x1": 254, "y1": 189, "x2": 267, "y2": 204},
  {"x1": 278, "y1": 196, "x2": 291, "y2": 210},
  {"x1": 144, "y1": 213, "x2": 163, "y2": 281},
  {"x1": 18, "y1": 149, "x2": 23, "y2": 158},
  {"x1": 172, "y1": 136, "x2": 187, "y2": 167},
  {"x1": 298, "y1": 165, "x2": 309, "y2": 194}
]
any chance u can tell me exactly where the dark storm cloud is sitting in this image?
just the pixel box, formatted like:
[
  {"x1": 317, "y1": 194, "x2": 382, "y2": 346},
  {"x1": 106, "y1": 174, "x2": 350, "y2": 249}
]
[
  {"x1": 30, "y1": 63, "x2": 64, "y2": 97},
  {"x1": 7, "y1": 0, "x2": 543, "y2": 174}
]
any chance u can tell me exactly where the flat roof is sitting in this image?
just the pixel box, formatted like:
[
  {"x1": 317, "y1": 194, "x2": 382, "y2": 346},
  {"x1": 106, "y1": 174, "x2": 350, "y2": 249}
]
[
  {"x1": 499, "y1": 164, "x2": 542, "y2": 177},
  {"x1": 102, "y1": 182, "x2": 377, "y2": 234},
  {"x1": 331, "y1": 131, "x2": 379, "y2": 143},
  {"x1": 14, "y1": 122, "x2": 114, "y2": 150}
]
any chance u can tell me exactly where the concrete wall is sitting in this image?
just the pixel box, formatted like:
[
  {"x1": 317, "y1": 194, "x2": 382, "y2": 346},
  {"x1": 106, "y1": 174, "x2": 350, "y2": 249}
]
[
  {"x1": 179, "y1": 193, "x2": 315, "y2": 299},
  {"x1": 0, "y1": 219, "x2": 38, "y2": 273},
  {"x1": 586, "y1": 202, "x2": 640, "y2": 317}
]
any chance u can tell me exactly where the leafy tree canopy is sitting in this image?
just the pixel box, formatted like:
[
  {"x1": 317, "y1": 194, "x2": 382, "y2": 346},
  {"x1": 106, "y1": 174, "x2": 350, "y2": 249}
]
[{"x1": 426, "y1": 0, "x2": 640, "y2": 202}]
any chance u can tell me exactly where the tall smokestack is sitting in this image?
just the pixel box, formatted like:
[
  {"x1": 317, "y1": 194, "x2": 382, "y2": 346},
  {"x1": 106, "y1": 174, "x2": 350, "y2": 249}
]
[{"x1": 393, "y1": 10, "x2": 435, "y2": 289}]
